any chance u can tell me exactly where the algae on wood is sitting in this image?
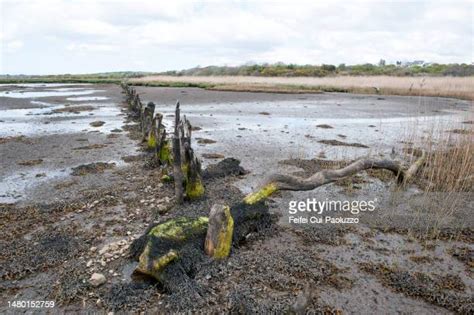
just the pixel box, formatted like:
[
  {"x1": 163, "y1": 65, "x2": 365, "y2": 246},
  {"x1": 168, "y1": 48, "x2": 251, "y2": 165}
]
[
  {"x1": 205, "y1": 204, "x2": 234, "y2": 259},
  {"x1": 135, "y1": 217, "x2": 209, "y2": 280}
]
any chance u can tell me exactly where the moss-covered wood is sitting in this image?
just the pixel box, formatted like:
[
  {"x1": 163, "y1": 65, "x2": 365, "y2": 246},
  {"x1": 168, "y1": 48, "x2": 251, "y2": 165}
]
[
  {"x1": 130, "y1": 159, "x2": 274, "y2": 292},
  {"x1": 180, "y1": 116, "x2": 205, "y2": 199},
  {"x1": 142, "y1": 102, "x2": 155, "y2": 144},
  {"x1": 243, "y1": 182, "x2": 278, "y2": 205},
  {"x1": 204, "y1": 204, "x2": 234, "y2": 259},
  {"x1": 134, "y1": 217, "x2": 209, "y2": 280},
  {"x1": 173, "y1": 102, "x2": 184, "y2": 203}
]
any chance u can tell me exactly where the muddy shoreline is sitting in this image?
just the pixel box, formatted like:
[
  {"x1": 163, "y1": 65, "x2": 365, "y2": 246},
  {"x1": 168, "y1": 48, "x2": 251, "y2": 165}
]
[{"x1": 0, "y1": 84, "x2": 472, "y2": 313}]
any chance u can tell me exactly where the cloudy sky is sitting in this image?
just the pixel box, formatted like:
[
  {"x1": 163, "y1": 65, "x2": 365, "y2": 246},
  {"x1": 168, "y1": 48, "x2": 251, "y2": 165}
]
[{"x1": 0, "y1": 0, "x2": 472, "y2": 74}]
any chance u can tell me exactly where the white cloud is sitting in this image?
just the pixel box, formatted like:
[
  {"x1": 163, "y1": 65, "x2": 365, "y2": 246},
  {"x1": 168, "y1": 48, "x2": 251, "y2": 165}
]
[
  {"x1": 66, "y1": 43, "x2": 116, "y2": 52},
  {"x1": 0, "y1": 0, "x2": 472, "y2": 74},
  {"x1": 5, "y1": 40, "x2": 23, "y2": 53}
]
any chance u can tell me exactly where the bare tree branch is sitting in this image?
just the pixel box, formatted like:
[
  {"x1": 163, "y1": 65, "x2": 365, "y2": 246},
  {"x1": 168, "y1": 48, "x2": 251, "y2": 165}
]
[{"x1": 244, "y1": 152, "x2": 426, "y2": 205}]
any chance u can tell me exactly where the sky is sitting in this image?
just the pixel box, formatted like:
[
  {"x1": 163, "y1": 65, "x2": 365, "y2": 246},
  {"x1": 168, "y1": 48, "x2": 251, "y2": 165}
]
[{"x1": 0, "y1": 0, "x2": 473, "y2": 75}]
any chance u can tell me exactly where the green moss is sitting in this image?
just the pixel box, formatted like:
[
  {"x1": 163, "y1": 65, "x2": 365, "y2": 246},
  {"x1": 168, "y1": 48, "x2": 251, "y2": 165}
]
[
  {"x1": 135, "y1": 217, "x2": 209, "y2": 281},
  {"x1": 213, "y1": 206, "x2": 233, "y2": 259},
  {"x1": 243, "y1": 183, "x2": 278, "y2": 205},
  {"x1": 147, "y1": 132, "x2": 156, "y2": 150},
  {"x1": 148, "y1": 216, "x2": 209, "y2": 240},
  {"x1": 161, "y1": 174, "x2": 172, "y2": 183},
  {"x1": 137, "y1": 248, "x2": 178, "y2": 280},
  {"x1": 185, "y1": 179, "x2": 205, "y2": 199},
  {"x1": 181, "y1": 163, "x2": 189, "y2": 179},
  {"x1": 159, "y1": 141, "x2": 172, "y2": 164}
]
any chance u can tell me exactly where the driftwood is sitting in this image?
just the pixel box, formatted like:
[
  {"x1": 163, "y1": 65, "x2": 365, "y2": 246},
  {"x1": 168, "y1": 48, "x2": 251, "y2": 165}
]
[
  {"x1": 244, "y1": 152, "x2": 426, "y2": 205},
  {"x1": 132, "y1": 151, "x2": 428, "y2": 294},
  {"x1": 173, "y1": 102, "x2": 184, "y2": 204}
]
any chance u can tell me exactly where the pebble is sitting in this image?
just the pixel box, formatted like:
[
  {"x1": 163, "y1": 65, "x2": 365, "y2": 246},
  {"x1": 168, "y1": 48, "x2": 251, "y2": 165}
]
[{"x1": 89, "y1": 273, "x2": 106, "y2": 287}]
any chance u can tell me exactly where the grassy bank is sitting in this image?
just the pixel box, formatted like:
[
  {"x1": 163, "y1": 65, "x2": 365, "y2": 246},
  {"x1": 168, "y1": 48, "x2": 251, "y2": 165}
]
[
  {"x1": 2, "y1": 74, "x2": 473, "y2": 100},
  {"x1": 131, "y1": 75, "x2": 474, "y2": 100},
  {"x1": 0, "y1": 78, "x2": 123, "y2": 84}
]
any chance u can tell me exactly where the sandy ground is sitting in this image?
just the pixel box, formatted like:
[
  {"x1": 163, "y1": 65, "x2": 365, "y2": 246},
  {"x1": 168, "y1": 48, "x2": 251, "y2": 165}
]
[{"x1": 0, "y1": 84, "x2": 472, "y2": 314}]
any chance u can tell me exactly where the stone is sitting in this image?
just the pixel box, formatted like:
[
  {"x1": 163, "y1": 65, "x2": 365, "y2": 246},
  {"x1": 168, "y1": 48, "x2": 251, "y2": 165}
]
[{"x1": 89, "y1": 273, "x2": 106, "y2": 287}]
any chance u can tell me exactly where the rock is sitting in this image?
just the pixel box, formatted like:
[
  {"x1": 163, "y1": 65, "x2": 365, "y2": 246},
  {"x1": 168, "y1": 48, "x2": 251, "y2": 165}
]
[
  {"x1": 86, "y1": 260, "x2": 93, "y2": 267},
  {"x1": 104, "y1": 253, "x2": 113, "y2": 259},
  {"x1": 90, "y1": 121, "x2": 105, "y2": 127},
  {"x1": 99, "y1": 246, "x2": 109, "y2": 255},
  {"x1": 89, "y1": 273, "x2": 106, "y2": 287}
]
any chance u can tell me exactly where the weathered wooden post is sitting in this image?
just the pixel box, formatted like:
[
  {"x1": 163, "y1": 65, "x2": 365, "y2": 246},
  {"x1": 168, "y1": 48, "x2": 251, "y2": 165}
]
[
  {"x1": 181, "y1": 116, "x2": 204, "y2": 199},
  {"x1": 148, "y1": 113, "x2": 161, "y2": 151},
  {"x1": 204, "y1": 204, "x2": 233, "y2": 259},
  {"x1": 132, "y1": 93, "x2": 142, "y2": 116},
  {"x1": 148, "y1": 113, "x2": 171, "y2": 165},
  {"x1": 173, "y1": 101, "x2": 184, "y2": 204},
  {"x1": 127, "y1": 88, "x2": 136, "y2": 110},
  {"x1": 142, "y1": 102, "x2": 155, "y2": 143}
]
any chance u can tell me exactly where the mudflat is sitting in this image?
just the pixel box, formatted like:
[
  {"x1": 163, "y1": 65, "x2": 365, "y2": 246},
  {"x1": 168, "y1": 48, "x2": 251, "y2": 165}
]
[{"x1": 0, "y1": 84, "x2": 472, "y2": 313}]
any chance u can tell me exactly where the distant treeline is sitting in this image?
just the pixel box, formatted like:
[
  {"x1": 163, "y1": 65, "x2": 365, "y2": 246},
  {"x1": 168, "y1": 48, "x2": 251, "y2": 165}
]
[
  {"x1": 161, "y1": 63, "x2": 474, "y2": 77},
  {"x1": 0, "y1": 72, "x2": 152, "y2": 83}
]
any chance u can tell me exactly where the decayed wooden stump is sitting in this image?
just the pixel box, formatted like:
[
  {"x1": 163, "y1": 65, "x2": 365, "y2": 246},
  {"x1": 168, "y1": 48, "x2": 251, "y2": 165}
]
[
  {"x1": 130, "y1": 159, "x2": 271, "y2": 284},
  {"x1": 148, "y1": 113, "x2": 172, "y2": 165},
  {"x1": 180, "y1": 116, "x2": 204, "y2": 199},
  {"x1": 130, "y1": 93, "x2": 142, "y2": 117},
  {"x1": 142, "y1": 102, "x2": 155, "y2": 144},
  {"x1": 173, "y1": 102, "x2": 184, "y2": 204},
  {"x1": 204, "y1": 204, "x2": 234, "y2": 259},
  {"x1": 122, "y1": 84, "x2": 136, "y2": 109}
]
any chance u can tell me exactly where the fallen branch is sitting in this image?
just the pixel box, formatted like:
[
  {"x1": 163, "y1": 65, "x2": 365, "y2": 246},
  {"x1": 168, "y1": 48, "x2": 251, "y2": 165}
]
[{"x1": 244, "y1": 152, "x2": 426, "y2": 205}]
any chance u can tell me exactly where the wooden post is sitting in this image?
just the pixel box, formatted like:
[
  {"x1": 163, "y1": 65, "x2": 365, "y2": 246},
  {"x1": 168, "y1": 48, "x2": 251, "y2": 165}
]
[
  {"x1": 204, "y1": 204, "x2": 234, "y2": 259},
  {"x1": 181, "y1": 116, "x2": 204, "y2": 199},
  {"x1": 173, "y1": 101, "x2": 184, "y2": 204},
  {"x1": 142, "y1": 102, "x2": 155, "y2": 143},
  {"x1": 132, "y1": 94, "x2": 142, "y2": 117}
]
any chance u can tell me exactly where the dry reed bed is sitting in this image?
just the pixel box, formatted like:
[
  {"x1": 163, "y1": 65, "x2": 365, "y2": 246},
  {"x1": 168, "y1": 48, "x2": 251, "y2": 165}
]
[{"x1": 132, "y1": 75, "x2": 474, "y2": 100}]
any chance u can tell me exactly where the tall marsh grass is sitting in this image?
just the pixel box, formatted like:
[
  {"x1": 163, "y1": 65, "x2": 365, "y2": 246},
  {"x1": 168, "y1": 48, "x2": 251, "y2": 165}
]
[
  {"x1": 133, "y1": 75, "x2": 474, "y2": 100},
  {"x1": 399, "y1": 115, "x2": 473, "y2": 238}
]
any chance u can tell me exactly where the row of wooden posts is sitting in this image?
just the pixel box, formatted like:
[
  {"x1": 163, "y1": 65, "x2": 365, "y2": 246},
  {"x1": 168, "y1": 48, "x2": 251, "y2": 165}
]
[
  {"x1": 120, "y1": 82, "x2": 204, "y2": 203},
  {"x1": 121, "y1": 83, "x2": 254, "y2": 282}
]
